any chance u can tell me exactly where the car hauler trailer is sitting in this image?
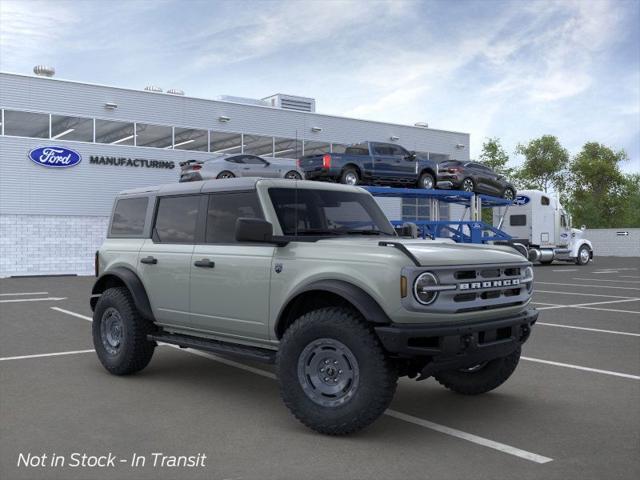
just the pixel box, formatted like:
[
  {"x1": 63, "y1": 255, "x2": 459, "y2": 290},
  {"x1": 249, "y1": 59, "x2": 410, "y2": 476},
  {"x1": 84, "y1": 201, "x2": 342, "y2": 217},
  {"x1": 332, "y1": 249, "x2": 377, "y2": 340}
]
[{"x1": 364, "y1": 186, "x2": 593, "y2": 265}]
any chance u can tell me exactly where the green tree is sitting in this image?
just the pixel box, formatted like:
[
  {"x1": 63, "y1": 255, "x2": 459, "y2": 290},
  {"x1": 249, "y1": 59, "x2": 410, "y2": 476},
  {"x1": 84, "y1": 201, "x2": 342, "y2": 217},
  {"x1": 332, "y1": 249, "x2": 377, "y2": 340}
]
[
  {"x1": 515, "y1": 135, "x2": 569, "y2": 193},
  {"x1": 479, "y1": 137, "x2": 513, "y2": 177},
  {"x1": 567, "y1": 142, "x2": 632, "y2": 228}
]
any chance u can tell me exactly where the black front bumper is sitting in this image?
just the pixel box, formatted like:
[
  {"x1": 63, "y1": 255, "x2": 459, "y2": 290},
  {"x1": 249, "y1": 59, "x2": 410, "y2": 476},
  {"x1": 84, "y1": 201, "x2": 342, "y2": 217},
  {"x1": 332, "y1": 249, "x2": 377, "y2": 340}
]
[{"x1": 374, "y1": 308, "x2": 537, "y2": 376}]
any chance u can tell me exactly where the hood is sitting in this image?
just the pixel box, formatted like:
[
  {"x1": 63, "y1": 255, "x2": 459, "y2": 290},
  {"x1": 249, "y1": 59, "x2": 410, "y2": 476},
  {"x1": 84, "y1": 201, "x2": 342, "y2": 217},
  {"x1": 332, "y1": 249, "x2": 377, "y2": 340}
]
[{"x1": 314, "y1": 237, "x2": 527, "y2": 266}]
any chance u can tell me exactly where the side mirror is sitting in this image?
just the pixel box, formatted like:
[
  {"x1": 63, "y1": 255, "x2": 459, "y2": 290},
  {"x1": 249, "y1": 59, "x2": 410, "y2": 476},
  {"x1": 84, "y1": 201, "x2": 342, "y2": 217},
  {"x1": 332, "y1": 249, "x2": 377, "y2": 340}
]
[
  {"x1": 235, "y1": 218, "x2": 274, "y2": 243},
  {"x1": 581, "y1": 225, "x2": 586, "y2": 231},
  {"x1": 395, "y1": 222, "x2": 418, "y2": 238},
  {"x1": 405, "y1": 151, "x2": 416, "y2": 160}
]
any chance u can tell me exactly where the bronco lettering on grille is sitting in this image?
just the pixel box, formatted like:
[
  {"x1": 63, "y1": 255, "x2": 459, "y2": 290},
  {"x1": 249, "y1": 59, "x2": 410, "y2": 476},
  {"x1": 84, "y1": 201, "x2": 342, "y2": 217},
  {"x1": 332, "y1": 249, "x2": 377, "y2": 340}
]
[{"x1": 458, "y1": 279, "x2": 520, "y2": 290}]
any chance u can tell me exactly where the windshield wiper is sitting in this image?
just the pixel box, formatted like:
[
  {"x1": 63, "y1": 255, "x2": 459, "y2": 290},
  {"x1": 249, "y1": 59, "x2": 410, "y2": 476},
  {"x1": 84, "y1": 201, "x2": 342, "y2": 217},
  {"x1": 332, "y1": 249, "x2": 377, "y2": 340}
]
[{"x1": 339, "y1": 230, "x2": 391, "y2": 236}]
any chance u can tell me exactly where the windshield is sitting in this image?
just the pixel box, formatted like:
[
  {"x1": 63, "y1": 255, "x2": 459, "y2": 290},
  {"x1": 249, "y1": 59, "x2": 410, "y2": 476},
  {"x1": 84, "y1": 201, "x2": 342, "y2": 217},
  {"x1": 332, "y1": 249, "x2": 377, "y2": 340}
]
[{"x1": 268, "y1": 188, "x2": 396, "y2": 237}]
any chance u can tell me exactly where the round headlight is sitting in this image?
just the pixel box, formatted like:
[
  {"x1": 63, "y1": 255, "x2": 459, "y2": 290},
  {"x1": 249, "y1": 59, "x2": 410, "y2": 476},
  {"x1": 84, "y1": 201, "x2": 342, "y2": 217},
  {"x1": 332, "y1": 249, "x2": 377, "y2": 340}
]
[
  {"x1": 524, "y1": 266, "x2": 534, "y2": 292},
  {"x1": 414, "y1": 272, "x2": 439, "y2": 305}
]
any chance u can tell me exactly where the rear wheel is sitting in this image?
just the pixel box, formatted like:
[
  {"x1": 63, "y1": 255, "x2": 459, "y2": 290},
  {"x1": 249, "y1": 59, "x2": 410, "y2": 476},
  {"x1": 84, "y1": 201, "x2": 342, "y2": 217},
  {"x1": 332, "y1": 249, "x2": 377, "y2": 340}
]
[
  {"x1": 576, "y1": 245, "x2": 591, "y2": 265},
  {"x1": 340, "y1": 168, "x2": 359, "y2": 186},
  {"x1": 277, "y1": 307, "x2": 397, "y2": 435},
  {"x1": 92, "y1": 287, "x2": 155, "y2": 375},
  {"x1": 461, "y1": 177, "x2": 475, "y2": 192},
  {"x1": 434, "y1": 347, "x2": 521, "y2": 395},
  {"x1": 418, "y1": 172, "x2": 435, "y2": 189},
  {"x1": 285, "y1": 170, "x2": 303, "y2": 180},
  {"x1": 217, "y1": 171, "x2": 235, "y2": 179}
]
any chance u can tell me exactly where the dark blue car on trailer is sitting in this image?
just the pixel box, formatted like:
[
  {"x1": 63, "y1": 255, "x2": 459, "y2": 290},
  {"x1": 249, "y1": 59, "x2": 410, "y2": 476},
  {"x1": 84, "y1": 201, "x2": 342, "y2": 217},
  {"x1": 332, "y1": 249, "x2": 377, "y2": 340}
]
[{"x1": 298, "y1": 141, "x2": 439, "y2": 189}]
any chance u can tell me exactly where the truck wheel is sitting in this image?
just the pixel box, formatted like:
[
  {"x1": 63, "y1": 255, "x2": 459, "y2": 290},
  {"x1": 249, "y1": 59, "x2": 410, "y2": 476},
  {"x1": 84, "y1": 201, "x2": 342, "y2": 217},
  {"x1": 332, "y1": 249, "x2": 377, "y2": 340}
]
[
  {"x1": 434, "y1": 347, "x2": 521, "y2": 395},
  {"x1": 277, "y1": 307, "x2": 397, "y2": 435},
  {"x1": 340, "y1": 168, "x2": 359, "y2": 185},
  {"x1": 576, "y1": 245, "x2": 591, "y2": 265},
  {"x1": 418, "y1": 172, "x2": 435, "y2": 189},
  {"x1": 217, "y1": 171, "x2": 235, "y2": 179},
  {"x1": 92, "y1": 287, "x2": 155, "y2": 376}
]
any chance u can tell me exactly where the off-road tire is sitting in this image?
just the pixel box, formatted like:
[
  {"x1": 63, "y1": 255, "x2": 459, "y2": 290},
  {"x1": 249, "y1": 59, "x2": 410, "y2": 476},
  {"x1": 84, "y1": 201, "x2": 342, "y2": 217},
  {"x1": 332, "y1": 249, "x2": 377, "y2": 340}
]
[
  {"x1": 339, "y1": 168, "x2": 359, "y2": 185},
  {"x1": 434, "y1": 347, "x2": 521, "y2": 395},
  {"x1": 216, "y1": 171, "x2": 235, "y2": 179},
  {"x1": 276, "y1": 307, "x2": 397, "y2": 435},
  {"x1": 418, "y1": 172, "x2": 435, "y2": 190},
  {"x1": 92, "y1": 287, "x2": 155, "y2": 375}
]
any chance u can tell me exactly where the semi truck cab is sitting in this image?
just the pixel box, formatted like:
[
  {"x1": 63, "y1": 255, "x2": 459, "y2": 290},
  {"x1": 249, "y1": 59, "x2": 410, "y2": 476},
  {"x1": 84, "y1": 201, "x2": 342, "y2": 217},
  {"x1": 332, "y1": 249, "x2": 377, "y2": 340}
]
[{"x1": 493, "y1": 190, "x2": 593, "y2": 265}]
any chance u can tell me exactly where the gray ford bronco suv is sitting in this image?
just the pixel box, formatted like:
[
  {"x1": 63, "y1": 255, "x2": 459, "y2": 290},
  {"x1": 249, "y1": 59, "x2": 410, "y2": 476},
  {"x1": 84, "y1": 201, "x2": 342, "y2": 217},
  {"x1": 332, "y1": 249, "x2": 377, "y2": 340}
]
[{"x1": 91, "y1": 178, "x2": 537, "y2": 435}]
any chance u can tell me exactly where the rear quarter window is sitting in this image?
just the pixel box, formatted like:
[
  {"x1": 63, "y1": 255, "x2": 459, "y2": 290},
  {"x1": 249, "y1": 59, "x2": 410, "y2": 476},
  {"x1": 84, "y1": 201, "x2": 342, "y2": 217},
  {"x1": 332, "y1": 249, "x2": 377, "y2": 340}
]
[{"x1": 109, "y1": 197, "x2": 149, "y2": 237}]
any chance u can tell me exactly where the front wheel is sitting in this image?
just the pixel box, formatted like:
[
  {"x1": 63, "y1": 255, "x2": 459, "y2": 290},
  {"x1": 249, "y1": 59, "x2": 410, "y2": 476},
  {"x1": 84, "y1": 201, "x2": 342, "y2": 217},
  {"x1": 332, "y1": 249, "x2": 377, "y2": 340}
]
[
  {"x1": 276, "y1": 307, "x2": 397, "y2": 435},
  {"x1": 461, "y1": 177, "x2": 475, "y2": 192},
  {"x1": 434, "y1": 347, "x2": 521, "y2": 395},
  {"x1": 503, "y1": 187, "x2": 515, "y2": 201},
  {"x1": 92, "y1": 287, "x2": 155, "y2": 375},
  {"x1": 576, "y1": 245, "x2": 591, "y2": 265}
]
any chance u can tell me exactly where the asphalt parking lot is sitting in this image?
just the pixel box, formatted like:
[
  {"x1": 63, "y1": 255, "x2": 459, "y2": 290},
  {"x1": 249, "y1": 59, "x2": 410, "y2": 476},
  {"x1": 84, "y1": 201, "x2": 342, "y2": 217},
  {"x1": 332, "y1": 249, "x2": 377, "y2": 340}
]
[{"x1": 1, "y1": 257, "x2": 639, "y2": 480}]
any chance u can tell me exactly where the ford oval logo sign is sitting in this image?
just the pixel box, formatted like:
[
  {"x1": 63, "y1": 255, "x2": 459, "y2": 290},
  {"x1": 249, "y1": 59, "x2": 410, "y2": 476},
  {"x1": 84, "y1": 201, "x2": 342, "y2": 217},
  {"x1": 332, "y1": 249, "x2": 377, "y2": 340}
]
[
  {"x1": 514, "y1": 195, "x2": 530, "y2": 206},
  {"x1": 28, "y1": 146, "x2": 82, "y2": 168}
]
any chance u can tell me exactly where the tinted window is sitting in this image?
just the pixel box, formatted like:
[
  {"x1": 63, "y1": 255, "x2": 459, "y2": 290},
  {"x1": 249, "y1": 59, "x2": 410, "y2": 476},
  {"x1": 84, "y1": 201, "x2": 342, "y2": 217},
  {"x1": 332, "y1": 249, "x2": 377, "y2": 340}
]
[
  {"x1": 226, "y1": 156, "x2": 244, "y2": 164},
  {"x1": 51, "y1": 114, "x2": 94, "y2": 142},
  {"x1": 4, "y1": 110, "x2": 49, "y2": 138},
  {"x1": 154, "y1": 196, "x2": 200, "y2": 243},
  {"x1": 243, "y1": 155, "x2": 266, "y2": 165},
  {"x1": 344, "y1": 143, "x2": 369, "y2": 155},
  {"x1": 541, "y1": 196, "x2": 550, "y2": 206},
  {"x1": 110, "y1": 197, "x2": 148, "y2": 236},
  {"x1": 388, "y1": 145, "x2": 408, "y2": 157},
  {"x1": 206, "y1": 192, "x2": 263, "y2": 243},
  {"x1": 510, "y1": 215, "x2": 527, "y2": 226},
  {"x1": 268, "y1": 188, "x2": 395, "y2": 236},
  {"x1": 373, "y1": 145, "x2": 394, "y2": 155},
  {"x1": 95, "y1": 119, "x2": 134, "y2": 145}
]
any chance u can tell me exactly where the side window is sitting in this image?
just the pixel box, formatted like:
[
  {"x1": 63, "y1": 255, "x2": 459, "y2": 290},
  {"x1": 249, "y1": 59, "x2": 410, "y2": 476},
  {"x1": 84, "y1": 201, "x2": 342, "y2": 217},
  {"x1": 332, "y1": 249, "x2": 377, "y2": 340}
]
[
  {"x1": 243, "y1": 155, "x2": 266, "y2": 165},
  {"x1": 226, "y1": 156, "x2": 243, "y2": 164},
  {"x1": 110, "y1": 197, "x2": 148, "y2": 237},
  {"x1": 510, "y1": 215, "x2": 527, "y2": 226},
  {"x1": 561, "y1": 215, "x2": 567, "y2": 228},
  {"x1": 205, "y1": 192, "x2": 264, "y2": 243},
  {"x1": 541, "y1": 196, "x2": 550, "y2": 206},
  {"x1": 389, "y1": 145, "x2": 408, "y2": 157},
  {"x1": 154, "y1": 195, "x2": 200, "y2": 244}
]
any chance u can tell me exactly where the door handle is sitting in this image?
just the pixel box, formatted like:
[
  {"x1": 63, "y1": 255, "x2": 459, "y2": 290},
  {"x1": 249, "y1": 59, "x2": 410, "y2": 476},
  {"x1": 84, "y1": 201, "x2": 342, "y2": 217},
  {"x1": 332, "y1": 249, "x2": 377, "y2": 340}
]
[
  {"x1": 194, "y1": 259, "x2": 215, "y2": 268},
  {"x1": 140, "y1": 256, "x2": 157, "y2": 265},
  {"x1": 243, "y1": 167, "x2": 250, "y2": 170}
]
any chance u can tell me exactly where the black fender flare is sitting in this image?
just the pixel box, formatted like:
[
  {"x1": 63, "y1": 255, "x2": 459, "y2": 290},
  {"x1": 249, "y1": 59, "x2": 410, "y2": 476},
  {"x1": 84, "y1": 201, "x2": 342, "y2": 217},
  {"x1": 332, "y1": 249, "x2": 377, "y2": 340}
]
[
  {"x1": 90, "y1": 267, "x2": 154, "y2": 321},
  {"x1": 275, "y1": 279, "x2": 391, "y2": 337}
]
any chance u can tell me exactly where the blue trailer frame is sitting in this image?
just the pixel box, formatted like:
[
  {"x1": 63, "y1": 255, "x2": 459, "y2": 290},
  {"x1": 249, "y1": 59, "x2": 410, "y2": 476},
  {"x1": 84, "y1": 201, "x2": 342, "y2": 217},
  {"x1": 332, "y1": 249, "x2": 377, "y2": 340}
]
[{"x1": 362, "y1": 186, "x2": 513, "y2": 244}]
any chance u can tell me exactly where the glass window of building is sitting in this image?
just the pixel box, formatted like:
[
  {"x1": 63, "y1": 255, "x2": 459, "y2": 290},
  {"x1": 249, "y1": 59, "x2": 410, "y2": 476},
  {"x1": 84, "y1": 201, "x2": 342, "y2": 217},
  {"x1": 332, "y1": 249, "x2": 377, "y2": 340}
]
[
  {"x1": 210, "y1": 131, "x2": 243, "y2": 154},
  {"x1": 429, "y1": 153, "x2": 450, "y2": 163},
  {"x1": 95, "y1": 119, "x2": 135, "y2": 145},
  {"x1": 243, "y1": 134, "x2": 274, "y2": 156},
  {"x1": 173, "y1": 127, "x2": 208, "y2": 151},
  {"x1": 273, "y1": 137, "x2": 302, "y2": 158},
  {"x1": 135, "y1": 123, "x2": 173, "y2": 148},
  {"x1": 3, "y1": 110, "x2": 49, "y2": 138},
  {"x1": 51, "y1": 115, "x2": 93, "y2": 142},
  {"x1": 303, "y1": 141, "x2": 330, "y2": 156}
]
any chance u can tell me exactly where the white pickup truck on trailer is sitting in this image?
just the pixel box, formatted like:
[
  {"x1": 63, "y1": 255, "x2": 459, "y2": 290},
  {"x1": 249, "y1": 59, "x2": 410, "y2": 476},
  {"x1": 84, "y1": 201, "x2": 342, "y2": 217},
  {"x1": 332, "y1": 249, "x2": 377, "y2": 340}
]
[{"x1": 493, "y1": 190, "x2": 593, "y2": 265}]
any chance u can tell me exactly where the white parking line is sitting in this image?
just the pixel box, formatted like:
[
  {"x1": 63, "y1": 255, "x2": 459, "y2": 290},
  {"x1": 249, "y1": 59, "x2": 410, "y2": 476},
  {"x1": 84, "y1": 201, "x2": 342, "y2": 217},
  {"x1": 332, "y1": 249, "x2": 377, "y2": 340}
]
[
  {"x1": 552, "y1": 269, "x2": 578, "y2": 272},
  {"x1": 0, "y1": 291, "x2": 49, "y2": 296},
  {"x1": 47, "y1": 308, "x2": 553, "y2": 464},
  {"x1": 534, "y1": 298, "x2": 640, "y2": 311},
  {"x1": 385, "y1": 410, "x2": 553, "y2": 464},
  {"x1": 572, "y1": 278, "x2": 640, "y2": 284},
  {"x1": 537, "y1": 322, "x2": 640, "y2": 337},
  {"x1": 620, "y1": 275, "x2": 640, "y2": 279},
  {"x1": 573, "y1": 306, "x2": 640, "y2": 315},
  {"x1": 51, "y1": 307, "x2": 92, "y2": 321},
  {"x1": 0, "y1": 297, "x2": 67, "y2": 303},
  {"x1": 536, "y1": 282, "x2": 640, "y2": 291},
  {"x1": 0, "y1": 349, "x2": 94, "y2": 362},
  {"x1": 522, "y1": 357, "x2": 640, "y2": 380}
]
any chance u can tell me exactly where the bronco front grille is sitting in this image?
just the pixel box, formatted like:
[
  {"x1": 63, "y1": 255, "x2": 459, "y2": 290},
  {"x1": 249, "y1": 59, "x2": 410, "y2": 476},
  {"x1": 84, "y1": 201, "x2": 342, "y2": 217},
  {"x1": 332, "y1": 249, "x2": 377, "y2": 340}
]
[{"x1": 403, "y1": 263, "x2": 533, "y2": 314}]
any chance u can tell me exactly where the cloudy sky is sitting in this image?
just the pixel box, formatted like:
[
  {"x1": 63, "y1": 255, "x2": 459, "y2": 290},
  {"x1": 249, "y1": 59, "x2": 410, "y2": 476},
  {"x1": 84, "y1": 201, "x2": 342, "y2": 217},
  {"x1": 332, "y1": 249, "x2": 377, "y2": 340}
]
[{"x1": 1, "y1": 0, "x2": 638, "y2": 172}]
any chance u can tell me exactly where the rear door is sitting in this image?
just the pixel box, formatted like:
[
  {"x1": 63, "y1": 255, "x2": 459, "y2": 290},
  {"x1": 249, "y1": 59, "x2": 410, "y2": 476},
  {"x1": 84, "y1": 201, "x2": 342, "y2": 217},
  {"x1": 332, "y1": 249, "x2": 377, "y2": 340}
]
[
  {"x1": 138, "y1": 195, "x2": 200, "y2": 327},
  {"x1": 189, "y1": 191, "x2": 274, "y2": 340}
]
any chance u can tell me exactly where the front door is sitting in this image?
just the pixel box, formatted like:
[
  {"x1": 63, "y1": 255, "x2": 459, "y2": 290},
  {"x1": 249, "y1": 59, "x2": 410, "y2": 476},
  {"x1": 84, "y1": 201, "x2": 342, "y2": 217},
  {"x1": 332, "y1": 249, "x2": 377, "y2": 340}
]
[
  {"x1": 241, "y1": 155, "x2": 277, "y2": 177},
  {"x1": 189, "y1": 191, "x2": 274, "y2": 340},
  {"x1": 138, "y1": 194, "x2": 200, "y2": 327}
]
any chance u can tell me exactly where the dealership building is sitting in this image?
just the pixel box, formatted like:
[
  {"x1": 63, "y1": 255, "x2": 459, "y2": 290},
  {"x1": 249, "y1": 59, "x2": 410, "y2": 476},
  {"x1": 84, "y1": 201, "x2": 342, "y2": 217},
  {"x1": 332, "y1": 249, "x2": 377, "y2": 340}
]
[{"x1": 0, "y1": 69, "x2": 470, "y2": 277}]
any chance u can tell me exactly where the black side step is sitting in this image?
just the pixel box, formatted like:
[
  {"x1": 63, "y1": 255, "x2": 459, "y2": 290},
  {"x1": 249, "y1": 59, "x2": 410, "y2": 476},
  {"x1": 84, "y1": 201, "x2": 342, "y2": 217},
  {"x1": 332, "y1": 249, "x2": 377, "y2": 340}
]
[{"x1": 148, "y1": 332, "x2": 276, "y2": 364}]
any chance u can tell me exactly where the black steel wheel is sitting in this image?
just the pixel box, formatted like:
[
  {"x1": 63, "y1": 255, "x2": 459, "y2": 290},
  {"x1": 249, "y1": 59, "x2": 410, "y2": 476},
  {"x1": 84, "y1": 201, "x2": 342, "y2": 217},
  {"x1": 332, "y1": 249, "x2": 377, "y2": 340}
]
[{"x1": 277, "y1": 307, "x2": 397, "y2": 435}]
